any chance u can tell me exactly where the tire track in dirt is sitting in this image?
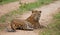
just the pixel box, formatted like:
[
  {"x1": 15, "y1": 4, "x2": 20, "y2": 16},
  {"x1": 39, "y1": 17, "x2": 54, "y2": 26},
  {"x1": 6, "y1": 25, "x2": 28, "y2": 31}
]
[
  {"x1": 0, "y1": 30, "x2": 38, "y2": 35},
  {"x1": 0, "y1": 1, "x2": 19, "y2": 17}
]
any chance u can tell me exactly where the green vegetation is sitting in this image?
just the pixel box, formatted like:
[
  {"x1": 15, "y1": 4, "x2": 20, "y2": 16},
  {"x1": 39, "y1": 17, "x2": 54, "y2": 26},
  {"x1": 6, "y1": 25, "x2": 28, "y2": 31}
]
[
  {"x1": 0, "y1": 0, "x2": 54, "y2": 23},
  {"x1": 20, "y1": 0, "x2": 53, "y2": 11},
  {"x1": 0, "y1": 0, "x2": 18, "y2": 5},
  {"x1": 39, "y1": 12, "x2": 60, "y2": 35}
]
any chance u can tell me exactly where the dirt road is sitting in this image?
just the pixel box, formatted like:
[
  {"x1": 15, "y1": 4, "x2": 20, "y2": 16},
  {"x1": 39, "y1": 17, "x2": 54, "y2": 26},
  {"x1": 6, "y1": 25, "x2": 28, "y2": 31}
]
[
  {"x1": 0, "y1": 30, "x2": 39, "y2": 35},
  {"x1": 0, "y1": 1, "x2": 19, "y2": 17},
  {"x1": 0, "y1": 1, "x2": 60, "y2": 35}
]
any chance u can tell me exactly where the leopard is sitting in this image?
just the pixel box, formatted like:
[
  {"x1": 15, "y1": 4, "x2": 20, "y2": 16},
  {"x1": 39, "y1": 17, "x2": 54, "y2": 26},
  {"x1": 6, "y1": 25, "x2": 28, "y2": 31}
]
[
  {"x1": 7, "y1": 10, "x2": 42, "y2": 32},
  {"x1": 26, "y1": 10, "x2": 42, "y2": 29}
]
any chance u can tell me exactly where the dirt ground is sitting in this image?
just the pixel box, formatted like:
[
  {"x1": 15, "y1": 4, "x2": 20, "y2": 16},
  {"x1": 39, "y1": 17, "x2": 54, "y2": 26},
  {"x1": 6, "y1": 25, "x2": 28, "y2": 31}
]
[
  {"x1": 0, "y1": 0, "x2": 60, "y2": 35},
  {"x1": 0, "y1": 2, "x2": 19, "y2": 17}
]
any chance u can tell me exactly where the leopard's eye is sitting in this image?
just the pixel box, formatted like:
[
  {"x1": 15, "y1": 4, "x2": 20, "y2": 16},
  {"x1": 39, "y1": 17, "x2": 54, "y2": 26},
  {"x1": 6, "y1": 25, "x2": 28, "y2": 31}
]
[{"x1": 39, "y1": 11, "x2": 42, "y2": 13}]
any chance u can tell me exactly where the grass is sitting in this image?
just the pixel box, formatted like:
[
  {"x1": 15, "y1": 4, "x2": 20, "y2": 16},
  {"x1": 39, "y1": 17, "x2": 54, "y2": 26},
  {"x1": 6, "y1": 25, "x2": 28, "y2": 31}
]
[
  {"x1": 39, "y1": 12, "x2": 60, "y2": 35},
  {"x1": 0, "y1": 0, "x2": 18, "y2": 5},
  {"x1": 0, "y1": 0, "x2": 54, "y2": 23},
  {"x1": 20, "y1": 0, "x2": 53, "y2": 11}
]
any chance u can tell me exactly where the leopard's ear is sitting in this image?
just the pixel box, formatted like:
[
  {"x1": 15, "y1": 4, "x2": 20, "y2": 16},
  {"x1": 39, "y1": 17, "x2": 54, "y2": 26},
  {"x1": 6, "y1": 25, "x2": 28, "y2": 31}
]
[
  {"x1": 32, "y1": 10, "x2": 35, "y2": 13},
  {"x1": 32, "y1": 10, "x2": 37, "y2": 13}
]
